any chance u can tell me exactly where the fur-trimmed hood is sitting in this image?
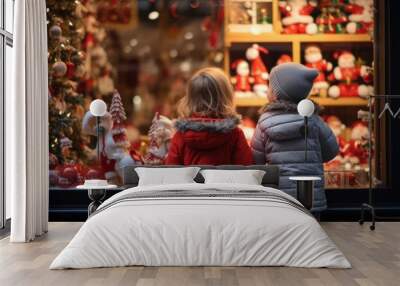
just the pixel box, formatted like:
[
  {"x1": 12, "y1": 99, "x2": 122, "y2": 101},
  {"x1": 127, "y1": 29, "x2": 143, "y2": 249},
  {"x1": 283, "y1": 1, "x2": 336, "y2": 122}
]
[
  {"x1": 174, "y1": 116, "x2": 241, "y2": 150},
  {"x1": 175, "y1": 116, "x2": 240, "y2": 133}
]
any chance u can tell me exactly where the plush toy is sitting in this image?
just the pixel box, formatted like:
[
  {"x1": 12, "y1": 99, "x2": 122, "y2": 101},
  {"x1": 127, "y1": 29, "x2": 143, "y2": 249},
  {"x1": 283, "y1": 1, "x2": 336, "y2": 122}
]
[
  {"x1": 143, "y1": 113, "x2": 175, "y2": 165},
  {"x1": 246, "y1": 44, "x2": 269, "y2": 97},
  {"x1": 276, "y1": 54, "x2": 293, "y2": 65},
  {"x1": 304, "y1": 45, "x2": 333, "y2": 97},
  {"x1": 328, "y1": 51, "x2": 373, "y2": 99},
  {"x1": 344, "y1": 121, "x2": 369, "y2": 166},
  {"x1": 345, "y1": 0, "x2": 373, "y2": 34},
  {"x1": 279, "y1": 0, "x2": 318, "y2": 34},
  {"x1": 231, "y1": 59, "x2": 252, "y2": 95}
]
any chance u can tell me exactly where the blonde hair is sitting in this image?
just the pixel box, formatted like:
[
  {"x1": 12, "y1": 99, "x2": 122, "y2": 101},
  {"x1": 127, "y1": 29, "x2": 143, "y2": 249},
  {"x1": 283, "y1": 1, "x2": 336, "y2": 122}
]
[{"x1": 178, "y1": 67, "x2": 237, "y2": 118}]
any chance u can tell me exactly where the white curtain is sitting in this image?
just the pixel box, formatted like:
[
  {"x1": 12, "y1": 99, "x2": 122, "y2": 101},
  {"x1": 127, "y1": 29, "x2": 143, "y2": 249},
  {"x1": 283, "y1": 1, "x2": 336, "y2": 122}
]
[{"x1": 8, "y1": 0, "x2": 49, "y2": 242}]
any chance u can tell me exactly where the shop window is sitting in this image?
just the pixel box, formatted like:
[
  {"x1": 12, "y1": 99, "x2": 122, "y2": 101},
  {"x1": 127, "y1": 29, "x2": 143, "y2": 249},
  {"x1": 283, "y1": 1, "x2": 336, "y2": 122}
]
[{"x1": 47, "y1": 0, "x2": 381, "y2": 192}]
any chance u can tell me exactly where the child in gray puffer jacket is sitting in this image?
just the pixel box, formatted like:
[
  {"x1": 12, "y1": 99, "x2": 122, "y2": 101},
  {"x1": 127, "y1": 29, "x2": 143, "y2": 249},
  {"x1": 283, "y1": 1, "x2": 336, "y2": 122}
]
[{"x1": 251, "y1": 63, "x2": 339, "y2": 211}]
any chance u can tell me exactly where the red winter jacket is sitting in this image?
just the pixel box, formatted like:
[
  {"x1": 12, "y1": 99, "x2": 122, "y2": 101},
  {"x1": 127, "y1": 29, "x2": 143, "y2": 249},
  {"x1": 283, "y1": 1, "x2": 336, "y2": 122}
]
[{"x1": 166, "y1": 116, "x2": 254, "y2": 166}]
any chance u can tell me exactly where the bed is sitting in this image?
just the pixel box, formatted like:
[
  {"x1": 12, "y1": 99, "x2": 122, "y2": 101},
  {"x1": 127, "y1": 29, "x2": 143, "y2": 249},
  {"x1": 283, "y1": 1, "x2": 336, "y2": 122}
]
[{"x1": 50, "y1": 165, "x2": 350, "y2": 269}]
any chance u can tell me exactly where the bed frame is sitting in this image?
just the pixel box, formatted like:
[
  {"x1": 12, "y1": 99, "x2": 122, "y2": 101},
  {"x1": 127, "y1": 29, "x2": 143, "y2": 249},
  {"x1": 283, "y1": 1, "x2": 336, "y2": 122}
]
[{"x1": 121, "y1": 165, "x2": 280, "y2": 189}]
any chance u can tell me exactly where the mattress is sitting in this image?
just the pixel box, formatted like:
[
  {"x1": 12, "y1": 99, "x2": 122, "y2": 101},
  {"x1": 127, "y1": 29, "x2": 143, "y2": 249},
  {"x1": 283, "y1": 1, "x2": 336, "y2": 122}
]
[{"x1": 50, "y1": 183, "x2": 350, "y2": 269}]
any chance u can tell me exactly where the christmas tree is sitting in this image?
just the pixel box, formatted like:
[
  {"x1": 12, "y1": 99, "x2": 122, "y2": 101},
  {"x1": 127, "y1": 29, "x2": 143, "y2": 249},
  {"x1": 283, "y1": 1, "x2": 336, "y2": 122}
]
[
  {"x1": 47, "y1": 0, "x2": 87, "y2": 165},
  {"x1": 109, "y1": 90, "x2": 129, "y2": 145}
]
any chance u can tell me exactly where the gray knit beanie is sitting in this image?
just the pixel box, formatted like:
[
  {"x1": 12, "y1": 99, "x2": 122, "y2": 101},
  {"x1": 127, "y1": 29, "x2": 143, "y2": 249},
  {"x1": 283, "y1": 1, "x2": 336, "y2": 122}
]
[{"x1": 269, "y1": 63, "x2": 318, "y2": 103}]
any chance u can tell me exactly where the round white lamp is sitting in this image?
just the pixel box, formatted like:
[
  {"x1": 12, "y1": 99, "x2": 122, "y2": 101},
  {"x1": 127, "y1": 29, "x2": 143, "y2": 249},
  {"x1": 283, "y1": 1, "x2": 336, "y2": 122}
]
[
  {"x1": 90, "y1": 99, "x2": 107, "y2": 117},
  {"x1": 297, "y1": 99, "x2": 315, "y2": 162},
  {"x1": 89, "y1": 99, "x2": 107, "y2": 162},
  {"x1": 297, "y1": 99, "x2": 315, "y2": 118}
]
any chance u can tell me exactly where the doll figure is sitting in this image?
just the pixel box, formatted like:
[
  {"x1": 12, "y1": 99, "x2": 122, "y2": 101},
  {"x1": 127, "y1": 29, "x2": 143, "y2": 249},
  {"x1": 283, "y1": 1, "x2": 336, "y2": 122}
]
[
  {"x1": 246, "y1": 44, "x2": 269, "y2": 97},
  {"x1": 304, "y1": 45, "x2": 333, "y2": 97},
  {"x1": 279, "y1": 0, "x2": 318, "y2": 34},
  {"x1": 328, "y1": 51, "x2": 373, "y2": 98}
]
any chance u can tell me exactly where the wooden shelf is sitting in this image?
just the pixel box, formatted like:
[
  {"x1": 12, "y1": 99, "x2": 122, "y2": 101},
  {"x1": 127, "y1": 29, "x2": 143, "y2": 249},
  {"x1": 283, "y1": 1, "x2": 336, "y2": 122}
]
[
  {"x1": 235, "y1": 97, "x2": 267, "y2": 107},
  {"x1": 226, "y1": 33, "x2": 372, "y2": 45},
  {"x1": 234, "y1": 96, "x2": 368, "y2": 107},
  {"x1": 311, "y1": 97, "x2": 368, "y2": 107}
]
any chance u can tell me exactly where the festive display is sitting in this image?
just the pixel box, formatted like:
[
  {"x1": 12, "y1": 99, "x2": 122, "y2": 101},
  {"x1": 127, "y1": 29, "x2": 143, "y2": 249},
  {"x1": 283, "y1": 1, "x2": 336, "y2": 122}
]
[
  {"x1": 143, "y1": 113, "x2": 175, "y2": 165},
  {"x1": 328, "y1": 51, "x2": 373, "y2": 98},
  {"x1": 231, "y1": 60, "x2": 253, "y2": 95},
  {"x1": 304, "y1": 45, "x2": 332, "y2": 97},
  {"x1": 47, "y1": 0, "x2": 88, "y2": 171},
  {"x1": 246, "y1": 44, "x2": 269, "y2": 97},
  {"x1": 345, "y1": 0, "x2": 373, "y2": 34},
  {"x1": 279, "y1": 0, "x2": 318, "y2": 34},
  {"x1": 316, "y1": 5, "x2": 347, "y2": 34}
]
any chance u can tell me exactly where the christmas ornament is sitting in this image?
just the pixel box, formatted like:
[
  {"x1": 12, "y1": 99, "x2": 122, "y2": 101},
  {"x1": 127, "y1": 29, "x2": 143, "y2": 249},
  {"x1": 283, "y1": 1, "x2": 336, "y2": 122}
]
[
  {"x1": 143, "y1": 112, "x2": 175, "y2": 165},
  {"x1": 279, "y1": 0, "x2": 318, "y2": 34},
  {"x1": 316, "y1": 3, "x2": 347, "y2": 34},
  {"x1": 304, "y1": 45, "x2": 333, "y2": 97},
  {"x1": 345, "y1": 0, "x2": 373, "y2": 34},
  {"x1": 49, "y1": 25, "x2": 62, "y2": 41},
  {"x1": 231, "y1": 59, "x2": 252, "y2": 95},
  {"x1": 246, "y1": 44, "x2": 269, "y2": 97},
  {"x1": 52, "y1": 61, "x2": 68, "y2": 78},
  {"x1": 328, "y1": 51, "x2": 373, "y2": 98}
]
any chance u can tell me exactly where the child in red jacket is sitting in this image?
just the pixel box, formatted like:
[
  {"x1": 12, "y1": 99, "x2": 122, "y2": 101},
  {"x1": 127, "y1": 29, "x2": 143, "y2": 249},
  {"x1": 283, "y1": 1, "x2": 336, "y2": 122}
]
[{"x1": 166, "y1": 67, "x2": 253, "y2": 165}]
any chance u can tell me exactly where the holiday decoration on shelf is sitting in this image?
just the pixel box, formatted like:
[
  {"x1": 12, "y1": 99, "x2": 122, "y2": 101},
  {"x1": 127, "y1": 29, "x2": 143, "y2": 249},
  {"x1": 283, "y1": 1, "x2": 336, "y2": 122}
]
[
  {"x1": 105, "y1": 90, "x2": 140, "y2": 179},
  {"x1": 276, "y1": 54, "x2": 293, "y2": 65},
  {"x1": 328, "y1": 51, "x2": 373, "y2": 99},
  {"x1": 316, "y1": 6, "x2": 348, "y2": 34},
  {"x1": 143, "y1": 113, "x2": 175, "y2": 165},
  {"x1": 231, "y1": 59, "x2": 253, "y2": 96},
  {"x1": 345, "y1": 0, "x2": 373, "y2": 34},
  {"x1": 82, "y1": 91, "x2": 141, "y2": 182},
  {"x1": 246, "y1": 44, "x2": 269, "y2": 97},
  {"x1": 279, "y1": 0, "x2": 318, "y2": 34},
  {"x1": 258, "y1": 7, "x2": 272, "y2": 24},
  {"x1": 304, "y1": 45, "x2": 333, "y2": 97},
  {"x1": 343, "y1": 121, "x2": 369, "y2": 167}
]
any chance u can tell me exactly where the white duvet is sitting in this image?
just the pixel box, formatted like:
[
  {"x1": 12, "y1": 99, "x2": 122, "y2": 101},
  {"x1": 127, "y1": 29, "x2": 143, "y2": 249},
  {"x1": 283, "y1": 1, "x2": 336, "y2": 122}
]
[{"x1": 50, "y1": 183, "x2": 351, "y2": 269}]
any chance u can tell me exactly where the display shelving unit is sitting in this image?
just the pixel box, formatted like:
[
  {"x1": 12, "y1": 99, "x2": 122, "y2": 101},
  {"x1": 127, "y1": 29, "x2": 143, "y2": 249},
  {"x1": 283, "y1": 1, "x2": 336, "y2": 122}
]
[
  {"x1": 224, "y1": 0, "x2": 374, "y2": 190},
  {"x1": 224, "y1": 0, "x2": 373, "y2": 108}
]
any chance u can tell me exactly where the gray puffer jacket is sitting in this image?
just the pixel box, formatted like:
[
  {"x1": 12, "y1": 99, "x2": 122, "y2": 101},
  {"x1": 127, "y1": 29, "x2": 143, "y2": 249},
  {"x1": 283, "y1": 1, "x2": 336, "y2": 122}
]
[{"x1": 251, "y1": 101, "x2": 339, "y2": 211}]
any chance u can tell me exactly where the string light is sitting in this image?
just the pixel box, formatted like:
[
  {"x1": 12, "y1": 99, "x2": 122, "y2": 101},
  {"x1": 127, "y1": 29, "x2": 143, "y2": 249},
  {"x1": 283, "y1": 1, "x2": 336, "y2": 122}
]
[
  {"x1": 129, "y1": 38, "x2": 138, "y2": 47},
  {"x1": 148, "y1": 11, "x2": 159, "y2": 20}
]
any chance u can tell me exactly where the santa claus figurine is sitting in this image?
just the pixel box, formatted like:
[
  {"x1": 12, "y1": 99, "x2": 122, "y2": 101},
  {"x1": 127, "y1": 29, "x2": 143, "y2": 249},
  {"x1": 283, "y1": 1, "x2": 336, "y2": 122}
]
[
  {"x1": 304, "y1": 45, "x2": 333, "y2": 97},
  {"x1": 276, "y1": 54, "x2": 292, "y2": 65},
  {"x1": 279, "y1": 0, "x2": 318, "y2": 34},
  {"x1": 345, "y1": 0, "x2": 373, "y2": 34},
  {"x1": 231, "y1": 59, "x2": 252, "y2": 96},
  {"x1": 328, "y1": 51, "x2": 373, "y2": 99},
  {"x1": 246, "y1": 44, "x2": 269, "y2": 97},
  {"x1": 343, "y1": 121, "x2": 369, "y2": 167}
]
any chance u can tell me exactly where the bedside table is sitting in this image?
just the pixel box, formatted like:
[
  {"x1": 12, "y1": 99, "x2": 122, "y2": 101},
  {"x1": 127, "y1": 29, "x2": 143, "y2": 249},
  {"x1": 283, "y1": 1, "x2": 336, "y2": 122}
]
[
  {"x1": 289, "y1": 176, "x2": 321, "y2": 210},
  {"x1": 76, "y1": 185, "x2": 117, "y2": 216}
]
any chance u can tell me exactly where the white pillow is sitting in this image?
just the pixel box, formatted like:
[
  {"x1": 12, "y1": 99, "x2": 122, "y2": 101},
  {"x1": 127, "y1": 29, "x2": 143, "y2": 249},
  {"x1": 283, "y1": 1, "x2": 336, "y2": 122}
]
[
  {"x1": 135, "y1": 167, "x2": 200, "y2": 186},
  {"x1": 200, "y1": 169, "x2": 266, "y2": 185}
]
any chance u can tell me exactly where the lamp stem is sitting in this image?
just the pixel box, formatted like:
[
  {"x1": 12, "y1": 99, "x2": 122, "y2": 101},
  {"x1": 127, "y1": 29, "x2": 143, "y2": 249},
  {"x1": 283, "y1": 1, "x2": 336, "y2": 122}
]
[
  {"x1": 96, "y1": 116, "x2": 101, "y2": 163},
  {"x1": 305, "y1": 117, "x2": 308, "y2": 162}
]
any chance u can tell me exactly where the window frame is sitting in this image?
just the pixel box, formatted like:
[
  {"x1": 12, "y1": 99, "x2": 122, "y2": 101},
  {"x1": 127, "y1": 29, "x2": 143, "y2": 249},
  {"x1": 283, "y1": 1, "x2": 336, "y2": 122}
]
[{"x1": 0, "y1": 0, "x2": 14, "y2": 230}]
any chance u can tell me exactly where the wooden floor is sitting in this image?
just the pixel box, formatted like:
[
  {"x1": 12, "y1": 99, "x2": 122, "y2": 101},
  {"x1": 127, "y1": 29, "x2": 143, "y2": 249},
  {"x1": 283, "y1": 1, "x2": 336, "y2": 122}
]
[{"x1": 0, "y1": 222, "x2": 399, "y2": 286}]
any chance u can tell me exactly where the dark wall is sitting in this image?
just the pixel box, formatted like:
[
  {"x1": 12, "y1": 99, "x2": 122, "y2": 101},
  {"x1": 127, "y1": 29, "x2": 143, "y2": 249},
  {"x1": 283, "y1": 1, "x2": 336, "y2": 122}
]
[{"x1": 387, "y1": 0, "x2": 400, "y2": 190}]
